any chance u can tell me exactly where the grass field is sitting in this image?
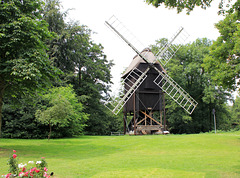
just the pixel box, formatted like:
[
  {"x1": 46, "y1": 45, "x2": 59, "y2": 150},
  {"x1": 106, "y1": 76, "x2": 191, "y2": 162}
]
[{"x1": 0, "y1": 131, "x2": 240, "y2": 177}]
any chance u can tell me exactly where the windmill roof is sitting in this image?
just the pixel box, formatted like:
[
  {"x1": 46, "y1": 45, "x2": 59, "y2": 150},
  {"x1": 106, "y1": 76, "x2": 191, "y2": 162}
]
[{"x1": 122, "y1": 48, "x2": 166, "y2": 78}]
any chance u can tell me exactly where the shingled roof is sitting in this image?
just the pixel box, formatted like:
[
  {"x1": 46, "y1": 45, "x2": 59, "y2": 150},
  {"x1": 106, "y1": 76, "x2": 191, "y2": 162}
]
[{"x1": 122, "y1": 48, "x2": 166, "y2": 78}]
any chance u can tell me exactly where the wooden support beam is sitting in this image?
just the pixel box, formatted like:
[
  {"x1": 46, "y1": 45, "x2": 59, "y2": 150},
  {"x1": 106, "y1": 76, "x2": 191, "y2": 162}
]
[
  {"x1": 137, "y1": 117, "x2": 146, "y2": 125},
  {"x1": 140, "y1": 111, "x2": 162, "y2": 126}
]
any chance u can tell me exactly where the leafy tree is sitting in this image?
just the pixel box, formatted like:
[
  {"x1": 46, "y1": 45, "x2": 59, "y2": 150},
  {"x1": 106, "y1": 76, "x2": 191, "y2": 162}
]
[
  {"x1": 231, "y1": 95, "x2": 240, "y2": 129},
  {"x1": 145, "y1": 0, "x2": 236, "y2": 14},
  {"x1": 151, "y1": 38, "x2": 231, "y2": 133},
  {"x1": 202, "y1": 3, "x2": 240, "y2": 91},
  {"x1": 2, "y1": 96, "x2": 48, "y2": 139},
  {"x1": 42, "y1": 0, "x2": 115, "y2": 135},
  {"x1": 0, "y1": 0, "x2": 59, "y2": 137},
  {"x1": 35, "y1": 85, "x2": 88, "y2": 140}
]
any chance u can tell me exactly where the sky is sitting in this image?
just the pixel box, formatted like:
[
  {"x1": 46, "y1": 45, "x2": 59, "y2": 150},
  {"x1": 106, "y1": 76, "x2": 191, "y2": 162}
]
[{"x1": 60, "y1": 0, "x2": 227, "y2": 94}]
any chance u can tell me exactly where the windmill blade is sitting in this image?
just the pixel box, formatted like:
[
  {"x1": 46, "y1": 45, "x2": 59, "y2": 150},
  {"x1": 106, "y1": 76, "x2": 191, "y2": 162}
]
[
  {"x1": 104, "y1": 67, "x2": 150, "y2": 115},
  {"x1": 105, "y1": 15, "x2": 151, "y2": 64},
  {"x1": 155, "y1": 27, "x2": 189, "y2": 66},
  {"x1": 153, "y1": 71, "x2": 198, "y2": 114}
]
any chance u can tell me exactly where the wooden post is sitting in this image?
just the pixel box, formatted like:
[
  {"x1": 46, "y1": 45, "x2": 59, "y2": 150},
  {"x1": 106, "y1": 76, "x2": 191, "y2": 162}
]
[
  {"x1": 145, "y1": 111, "x2": 147, "y2": 126},
  {"x1": 123, "y1": 112, "x2": 126, "y2": 134},
  {"x1": 134, "y1": 92, "x2": 136, "y2": 135},
  {"x1": 163, "y1": 92, "x2": 166, "y2": 131},
  {"x1": 160, "y1": 92, "x2": 162, "y2": 125}
]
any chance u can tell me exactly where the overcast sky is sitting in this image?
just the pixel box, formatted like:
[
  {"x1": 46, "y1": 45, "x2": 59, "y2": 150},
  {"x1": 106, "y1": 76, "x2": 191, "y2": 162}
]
[{"x1": 60, "y1": 0, "x2": 227, "y2": 93}]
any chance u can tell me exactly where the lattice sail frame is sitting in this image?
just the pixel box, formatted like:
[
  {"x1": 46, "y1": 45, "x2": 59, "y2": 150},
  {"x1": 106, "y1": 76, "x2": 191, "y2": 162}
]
[
  {"x1": 154, "y1": 72, "x2": 198, "y2": 114},
  {"x1": 104, "y1": 67, "x2": 149, "y2": 115},
  {"x1": 104, "y1": 15, "x2": 198, "y2": 115},
  {"x1": 155, "y1": 27, "x2": 190, "y2": 66}
]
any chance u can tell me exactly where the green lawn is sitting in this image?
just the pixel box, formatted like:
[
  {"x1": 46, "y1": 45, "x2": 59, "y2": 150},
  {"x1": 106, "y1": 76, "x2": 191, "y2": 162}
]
[{"x1": 0, "y1": 131, "x2": 240, "y2": 177}]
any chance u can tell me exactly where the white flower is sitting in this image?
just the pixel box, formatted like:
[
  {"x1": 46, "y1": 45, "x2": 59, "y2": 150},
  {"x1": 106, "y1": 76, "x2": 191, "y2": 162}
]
[
  {"x1": 28, "y1": 161, "x2": 34, "y2": 164},
  {"x1": 36, "y1": 161, "x2": 42, "y2": 164},
  {"x1": 18, "y1": 163, "x2": 27, "y2": 169},
  {"x1": 19, "y1": 172, "x2": 25, "y2": 177}
]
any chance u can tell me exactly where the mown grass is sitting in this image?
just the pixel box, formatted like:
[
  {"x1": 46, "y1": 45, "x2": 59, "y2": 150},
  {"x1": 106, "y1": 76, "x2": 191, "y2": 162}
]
[{"x1": 0, "y1": 131, "x2": 240, "y2": 177}]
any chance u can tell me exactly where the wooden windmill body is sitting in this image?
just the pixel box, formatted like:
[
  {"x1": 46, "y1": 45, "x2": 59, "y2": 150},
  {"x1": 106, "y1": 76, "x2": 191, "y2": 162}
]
[
  {"x1": 104, "y1": 16, "x2": 198, "y2": 135},
  {"x1": 122, "y1": 48, "x2": 166, "y2": 134}
]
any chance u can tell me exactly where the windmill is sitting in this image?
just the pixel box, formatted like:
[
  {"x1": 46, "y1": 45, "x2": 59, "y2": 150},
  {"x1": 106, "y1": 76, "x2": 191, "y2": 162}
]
[{"x1": 104, "y1": 15, "x2": 198, "y2": 135}]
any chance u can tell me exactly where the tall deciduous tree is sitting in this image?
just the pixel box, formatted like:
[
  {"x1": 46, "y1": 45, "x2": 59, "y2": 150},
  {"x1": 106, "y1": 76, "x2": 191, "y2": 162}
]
[
  {"x1": 43, "y1": 0, "x2": 115, "y2": 135},
  {"x1": 202, "y1": 3, "x2": 240, "y2": 91},
  {"x1": 0, "y1": 0, "x2": 58, "y2": 137}
]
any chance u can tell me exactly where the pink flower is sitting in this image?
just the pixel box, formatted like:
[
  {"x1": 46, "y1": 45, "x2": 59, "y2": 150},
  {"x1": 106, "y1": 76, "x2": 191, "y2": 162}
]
[
  {"x1": 13, "y1": 154, "x2": 17, "y2": 159},
  {"x1": 36, "y1": 169, "x2": 40, "y2": 173},
  {"x1": 6, "y1": 173, "x2": 12, "y2": 178},
  {"x1": 41, "y1": 157, "x2": 45, "y2": 159},
  {"x1": 13, "y1": 150, "x2": 16, "y2": 153},
  {"x1": 44, "y1": 167, "x2": 48, "y2": 172}
]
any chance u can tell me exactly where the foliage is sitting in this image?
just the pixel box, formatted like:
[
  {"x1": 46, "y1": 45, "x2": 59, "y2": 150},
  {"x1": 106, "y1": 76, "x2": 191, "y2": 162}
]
[
  {"x1": 3, "y1": 150, "x2": 51, "y2": 178},
  {"x1": 151, "y1": 38, "x2": 231, "y2": 133},
  {"x1": 35, "y1": 85, "x2": 88, "y2": 140},
  {"x1": 231, "y1": 95, "x2": 240, "y2": 130},
  {"x1": 202, "y1": 3, "x2": 240, "y2": 91},
  {"x1": 0, "y1": 0, "x2": 59, "y2": 137},
  {"x1": 42, "y1": 0, "x2": 115, "y2": 135},
  {"x1": 145, "y1": 0, "x2": 236, "y2": 14},
  {"x1": 2, "y1": 96, "x2": 48, "y2": 139},
  {"x1": 0, "y1": 132, "x2": 240, "y2": 177}
]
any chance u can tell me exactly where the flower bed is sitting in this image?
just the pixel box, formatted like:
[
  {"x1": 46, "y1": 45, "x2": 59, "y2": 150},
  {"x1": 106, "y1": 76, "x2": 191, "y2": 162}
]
[{"x1": 2, "y1": 150, "x2": 52, "y2": 178}]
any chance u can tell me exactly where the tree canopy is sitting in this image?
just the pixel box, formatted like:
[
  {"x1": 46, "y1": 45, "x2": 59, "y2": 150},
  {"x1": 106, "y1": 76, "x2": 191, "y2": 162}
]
[
  {"x1": 202, "y1": 4, "x2": 240, "y2": 91},
  {"x1": 151, "y1": 38, "x2": 231, "y2": 133},
  {"x1": 1, "y1": 0, "x2": 115, "y2": 138},
  {"x1": 0, "y1": 0, "x2": 59, "y2": 137},
  {"x1": 36, "y1": 85, "x2": 88, "y2": 140},
  {"x1": 145, "y1": 0, "x2": 237, "y2": 14}
]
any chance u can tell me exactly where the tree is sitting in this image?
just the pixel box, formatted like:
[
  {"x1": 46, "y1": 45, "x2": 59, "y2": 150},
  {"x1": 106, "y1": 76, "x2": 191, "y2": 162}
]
[
  {"x1": 42, "y1": 0, "x2": 115, "y2": 135},
  {"x1": 35, "y1": 85, "x2": 88, "y2": 140},
  {"x1": 202, "y1": 3, "x2": 240, "y2": 91},
  {"x1": 2, "y1": 96, "x2": 48, "y2": 138},
  {"x1": 0, "y1": 0, "x2": 59, "y2": 137},
  {"x1": 232, "y1": 95, "x2": 240, "y2": 129},
  {"x1": 145, "y1": 0, "x2": 236, "y2": 14},
  {"x1": 151, "y1": 38, "x2": 231, "y2": 133}
]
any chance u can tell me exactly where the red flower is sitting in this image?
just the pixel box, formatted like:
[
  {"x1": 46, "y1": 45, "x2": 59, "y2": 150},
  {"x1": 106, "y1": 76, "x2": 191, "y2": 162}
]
[
  {"x1": 36, "y1": 169, "x2": 40, "y2": 173},
  {"x1": 13, "y1": 154, "x2": 17, "y2": 159},
  {"x1": 22, "y1": 167, "x2": 26, "y2": 172},
  {"x1": 13, "y1": 150, "x2": 16, "y2": 153},
  {"x1": 24, "y1": 171, "x2": 29, "y2": 177}
]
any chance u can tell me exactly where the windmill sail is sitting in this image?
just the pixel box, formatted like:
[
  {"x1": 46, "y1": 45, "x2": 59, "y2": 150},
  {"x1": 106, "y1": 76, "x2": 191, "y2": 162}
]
[
  {"x1": 153, "y1": 71, "x2": 198, "y2": 114},
  {"x1": 105, "y1": 15, "x2": 151, "y2": 64},
  {"x1": 104, "y1": 67, "x2": 149, "y2": 115},
  {"x1": 104, "y1": 15, "x2": 198, "y2": 115},
  {"x1": 104, "y1": 15, "x2": 152, "y2": 114},
  {"x1": 155, "y1": 27, "x2": 189, "y2": 66}
]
